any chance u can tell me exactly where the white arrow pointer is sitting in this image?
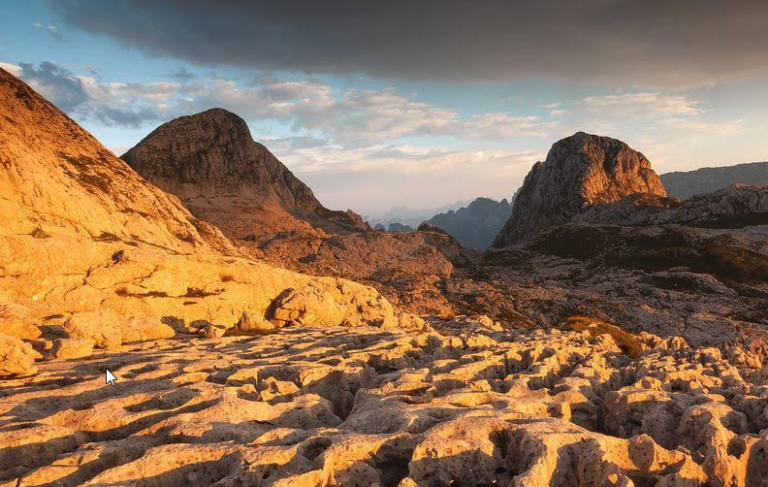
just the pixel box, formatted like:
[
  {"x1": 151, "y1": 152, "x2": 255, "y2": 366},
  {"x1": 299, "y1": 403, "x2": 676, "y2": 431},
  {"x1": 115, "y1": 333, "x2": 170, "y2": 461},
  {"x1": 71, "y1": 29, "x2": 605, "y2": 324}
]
[{"x1": 105, "y1": 369, "x2": 117, "y2": 386}]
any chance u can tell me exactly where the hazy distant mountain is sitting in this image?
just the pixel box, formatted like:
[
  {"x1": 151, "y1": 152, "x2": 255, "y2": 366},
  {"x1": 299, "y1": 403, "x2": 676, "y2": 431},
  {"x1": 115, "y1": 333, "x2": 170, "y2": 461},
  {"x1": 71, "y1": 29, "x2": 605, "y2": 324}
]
[
  {"x1": 661, "y1": 161, "x2": 768, "y2": 199},
  {"x1": 387, "y1": 222, "x2": 414, "y2": 232},
  {"x1": 425, "y1": 197, "x2": 513, "y2": 250},
  {"x1": 363, "y1": 200, "x2": 471, "y2": 228}
]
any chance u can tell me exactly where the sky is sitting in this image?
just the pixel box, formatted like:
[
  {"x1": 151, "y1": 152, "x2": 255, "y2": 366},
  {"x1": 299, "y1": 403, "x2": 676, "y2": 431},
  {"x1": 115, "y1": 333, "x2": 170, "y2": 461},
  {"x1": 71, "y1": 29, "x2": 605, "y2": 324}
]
[{"x1": 1, "y1": 0, "x2": 767, "y2": 215}]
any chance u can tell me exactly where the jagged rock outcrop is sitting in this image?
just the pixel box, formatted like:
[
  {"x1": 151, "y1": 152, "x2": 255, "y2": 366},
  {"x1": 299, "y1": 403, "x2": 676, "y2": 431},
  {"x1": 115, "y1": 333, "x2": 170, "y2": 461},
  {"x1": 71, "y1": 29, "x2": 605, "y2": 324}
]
[
  {"x1": 494, "y1": 132, "x2": 666, "y2": 247},
  {"x1": 662, "y1": 161, "x2": 768, "y2": 199},
  {"x1": 426, "y1": 197, "x2": 513, "y2": 250},
  {"x1": 577, "y1": 184, "x2": 768, "y2": 228},
  {"x1": 0, "y1": 67, "x2": 420, "y2": 374}
]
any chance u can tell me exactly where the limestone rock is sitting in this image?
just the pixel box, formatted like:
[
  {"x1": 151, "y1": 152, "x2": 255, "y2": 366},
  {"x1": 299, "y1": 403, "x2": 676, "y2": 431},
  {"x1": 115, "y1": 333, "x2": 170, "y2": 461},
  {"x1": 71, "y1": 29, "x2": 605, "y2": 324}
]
[
  {"x1": 577, "y1": 184, "x2": 768, "y2": 228},
  {"x1": 50, "y1": 338, "x2": 94, "y2": 360},
  {"x1": 2, "y1": 322, "x2": 765, "y2": 486},
  {"x1": 271, "y1": 283, "x2": 394, "y2": 328},
  {"x1": 120, "y1": 108, "x2": 475, "y2": 317},
  {"x1": 494, "y1": 132, "x2": 666, "y2": 246},
  {"x1": 122, "y1": 108, "x2": 369, "y2": 243},
  {"x1": 233, "y1": 311, "x2": 277, "y2": 334},
  {"x1": 120, "y1": 317, "x2": 175, "y2": 343},
  {"x1": 0, "y1": 333, "x2": 37, "y2": 377},
  {"x1": 0, "y1": 68, "x2": 418, "y2": 354},
  {"x1": 122, "y1": 108, "x2": 321, "y2": 210},
  {"x1": 0, "y1": 300, "x2": 41, "y2": 340},
  {"x1": 63, "y1": 310, "x2": 122, "y2": 349}
]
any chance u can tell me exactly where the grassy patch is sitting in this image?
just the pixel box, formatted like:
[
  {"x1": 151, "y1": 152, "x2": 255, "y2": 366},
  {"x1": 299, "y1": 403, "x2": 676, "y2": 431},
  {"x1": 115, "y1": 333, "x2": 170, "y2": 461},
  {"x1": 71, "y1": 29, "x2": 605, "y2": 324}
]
[
  {"x1": 220, "y1": 272, "x2": 236, "y2": 283},
  {"x1": 560, "y1": 316, "x2": 643, "y2": 358},
  {"x1": 116, "y1": 287, "x2": 169, "y2": 298},
  {"x1": 184, "y1": 287, "x2": 223, "y2": 298},
  {"x1": 93, "y1": 232, "x2": 121, "y2": 242}
]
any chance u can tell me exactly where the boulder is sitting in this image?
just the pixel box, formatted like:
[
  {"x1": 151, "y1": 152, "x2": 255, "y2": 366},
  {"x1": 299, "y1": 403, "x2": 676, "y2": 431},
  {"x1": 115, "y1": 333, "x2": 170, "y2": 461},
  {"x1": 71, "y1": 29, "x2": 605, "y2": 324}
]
[
  {"x1": 0, "y1": 333, "x2": 38, "y2": 377},
  {"x1": 0, "y1": 300, "x2": 41, "y2": 340},
  {"x1": 64, "y1": 310, "x2": 122, "y2": 349},
  {"x1": 120, "y1": 317, "x2": 175, "y2": 343},
  {"x1": 271, "y1": 285, "x2": 345, "y2": 328},
  {"x1": 50, "y1": 338, "x2": 94, "y2": 360},
  {"x1": 232, "y1": 311, "x2": 278, "y2": 334}
]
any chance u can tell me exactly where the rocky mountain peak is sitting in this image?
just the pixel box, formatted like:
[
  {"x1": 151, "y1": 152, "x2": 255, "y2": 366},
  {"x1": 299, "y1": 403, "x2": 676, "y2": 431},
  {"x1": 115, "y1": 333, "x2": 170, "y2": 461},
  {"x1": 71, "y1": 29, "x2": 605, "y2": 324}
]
[
  {"x1": 122, "y1": 108, "x2": 322, "y2": 212},
  {"x1": 493, "y1": 132, "x2": 666, "y2": 246}
]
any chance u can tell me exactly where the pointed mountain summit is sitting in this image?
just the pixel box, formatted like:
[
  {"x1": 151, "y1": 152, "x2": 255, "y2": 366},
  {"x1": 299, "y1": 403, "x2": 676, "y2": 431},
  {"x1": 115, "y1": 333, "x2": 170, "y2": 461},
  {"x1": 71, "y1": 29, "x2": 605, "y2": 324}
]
[
  {"x1": 123, "y1": 109, "x2": 368, "y2": 246},
  {"x1": 122, "y1": 108, "x2": 322, "y2": 210},
  {"x1": 493, "y1": 132, "x2": 666, "y2": 246}
]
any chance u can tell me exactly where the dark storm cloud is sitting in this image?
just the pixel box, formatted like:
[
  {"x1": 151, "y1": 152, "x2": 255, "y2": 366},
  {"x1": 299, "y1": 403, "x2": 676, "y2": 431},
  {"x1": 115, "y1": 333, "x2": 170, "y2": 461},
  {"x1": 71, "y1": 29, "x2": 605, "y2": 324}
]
[
  {"x1": 50, "y1": 0, "x2": 768, "y2": 86},
  {"x1": 92, "y1": 105, "x2": 159, "y2": 127}
]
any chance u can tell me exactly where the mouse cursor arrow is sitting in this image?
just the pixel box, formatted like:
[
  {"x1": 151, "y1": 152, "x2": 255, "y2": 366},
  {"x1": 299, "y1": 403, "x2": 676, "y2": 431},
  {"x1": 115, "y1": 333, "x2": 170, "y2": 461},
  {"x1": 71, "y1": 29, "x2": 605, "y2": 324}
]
[{"x1": 105, "y1": 369, "x2": 117, "y2": 386}]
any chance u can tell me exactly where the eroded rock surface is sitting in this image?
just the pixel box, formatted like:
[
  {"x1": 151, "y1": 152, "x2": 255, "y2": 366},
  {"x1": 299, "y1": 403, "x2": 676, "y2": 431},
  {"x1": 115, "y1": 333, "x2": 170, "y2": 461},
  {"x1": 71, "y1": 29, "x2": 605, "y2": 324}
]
[
  {"x1": 576, "y1": 184, "x2": 768, "y2": 228},
  {"x1": 2, "y1": 319, "x2": 767, "y2": 486}
]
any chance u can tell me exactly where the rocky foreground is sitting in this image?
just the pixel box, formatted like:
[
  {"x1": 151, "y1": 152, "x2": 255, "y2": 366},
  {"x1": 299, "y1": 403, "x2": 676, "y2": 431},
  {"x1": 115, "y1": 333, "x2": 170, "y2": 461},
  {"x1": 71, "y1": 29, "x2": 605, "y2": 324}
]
[{"x1": 2, "y1": 318, "x2": 768, "y2": 487}]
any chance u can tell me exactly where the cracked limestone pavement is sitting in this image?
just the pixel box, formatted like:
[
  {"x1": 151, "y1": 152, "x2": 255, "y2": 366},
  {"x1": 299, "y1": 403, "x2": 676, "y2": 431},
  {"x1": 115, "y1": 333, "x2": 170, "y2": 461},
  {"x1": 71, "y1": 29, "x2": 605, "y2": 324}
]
[{"x1": 2, "y1": 317, "x2": 768, "y2": 487}]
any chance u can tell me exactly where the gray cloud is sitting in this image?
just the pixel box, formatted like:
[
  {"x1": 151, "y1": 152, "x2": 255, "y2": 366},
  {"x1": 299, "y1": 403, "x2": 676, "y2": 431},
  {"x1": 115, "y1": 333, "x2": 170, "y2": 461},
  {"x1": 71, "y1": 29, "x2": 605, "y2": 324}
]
[
  {"x1": 50, "y1": 0, "x2": 768, "y2": 86},
  {"x1": 19, "y1": 62, "x2": 89, "y2": 111},
  {"x1": 16, "y1": 61, "x2": 161, "y2": 127},
  {"x1": 168, "y1": 67, "x2": 196, "y2": 82}
]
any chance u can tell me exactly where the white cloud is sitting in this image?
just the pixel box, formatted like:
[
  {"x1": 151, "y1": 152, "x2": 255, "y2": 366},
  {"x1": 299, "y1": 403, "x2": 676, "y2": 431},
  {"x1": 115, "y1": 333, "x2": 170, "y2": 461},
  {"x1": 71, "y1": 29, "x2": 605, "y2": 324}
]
[
  {"x1": 580, "y1": 92, "x2": 704, "y2": 119},
  {"x1": 0, "y1": 61, "x2": 21, "y2": 76}
]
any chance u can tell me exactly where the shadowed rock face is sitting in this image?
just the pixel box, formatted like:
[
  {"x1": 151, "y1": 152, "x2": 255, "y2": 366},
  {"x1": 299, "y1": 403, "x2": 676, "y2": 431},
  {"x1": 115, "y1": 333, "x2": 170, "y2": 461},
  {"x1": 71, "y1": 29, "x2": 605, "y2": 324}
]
[
  {"x1": 576, "y1": 184, "x2": 768, "y2": 228},
  {"x1": 494, "y1": 132, "x2": 666, "y2": 247},
  {"x1": 122, "y1": 108, "x2": 320, "y2": 210},
  {"x1": 122, "y1": 108, "x2": 369, "y2": 236}
]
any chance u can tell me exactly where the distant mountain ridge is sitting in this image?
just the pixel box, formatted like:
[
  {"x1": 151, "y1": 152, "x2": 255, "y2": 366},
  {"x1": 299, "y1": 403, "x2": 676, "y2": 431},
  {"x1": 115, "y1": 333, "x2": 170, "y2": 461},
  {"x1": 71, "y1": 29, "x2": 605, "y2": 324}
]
[
  {"x1": 363, "y1": 200, "x2": 471, "y2": 228},
  {"x1": 425, "y1": 197, "x2": 513, "y2": 250},
  {"x1": 661, "y1": 161, "x2": 768, "y2": 199}
]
